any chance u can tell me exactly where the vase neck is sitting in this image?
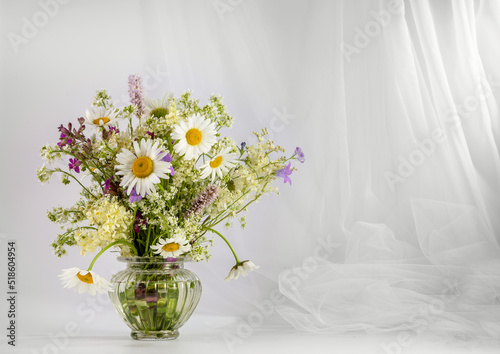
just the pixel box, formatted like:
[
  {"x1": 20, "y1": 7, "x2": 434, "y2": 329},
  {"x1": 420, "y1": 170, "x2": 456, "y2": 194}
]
[{"x1": 119, "y1": 257, "x2": 185, "y2": 270}]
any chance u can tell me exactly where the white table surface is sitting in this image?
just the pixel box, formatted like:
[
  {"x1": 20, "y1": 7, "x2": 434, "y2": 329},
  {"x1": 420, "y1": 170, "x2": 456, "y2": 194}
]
[{"x1": 3, "y1": 314, "x2": 499, "y2": 354}]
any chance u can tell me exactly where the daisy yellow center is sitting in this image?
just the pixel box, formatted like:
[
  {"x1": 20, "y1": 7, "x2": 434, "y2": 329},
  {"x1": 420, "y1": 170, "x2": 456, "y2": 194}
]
[
  {"x1": 76, "y1": 272, "x2": 94, "y2": 284},
  {"x1": 151, "y1": 107, "x2": 168, "y2": 118},
  {"x1": 132, "y1": 156, "x2": 154, "y2": 178},
  {"x1": 93, "y1": 117, "x2": 110, "y2": 125},
  {"x1": 162, "y1": 242, "x2": 180, "y2": 252},
  {"x1": 186, "y1": 129, "x2": 202, "y2": 146},
  {"x1": 210, "y1": 156, "x2": 223, "y2": 168}
]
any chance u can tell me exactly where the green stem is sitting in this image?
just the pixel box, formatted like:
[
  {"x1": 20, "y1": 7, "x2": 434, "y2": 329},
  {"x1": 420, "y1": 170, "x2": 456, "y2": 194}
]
[
  {"x1": 57, "y1": 170, "x2": 97, "y2": 198},
  {"x1": 207, "y1": 195, "x2": 259, "y2": 228},
  {"x1": 209, "y1": 190, "x2": 250, "y2": 225},
  {"x1": 145, "y1": 225, "x2": 152, "y2": 255},
  {"x1": 87, "y1": 239, "x2": 138, "y2": 271},
  {"x1": 77, "y1": 226, "x2": 98, "y2": 231},
  {"x1": 165, "y1": 133, "x2": 173, "y2": 152},
  {"x1": 53, "y1": 149, "x2": 110, "y2": 193},
  {"x1": 260, "y1": 156, "x2": 293, "y2": 170},
  {"x1": 203, "y1": 227, "x2": 240, "y2": 264}
]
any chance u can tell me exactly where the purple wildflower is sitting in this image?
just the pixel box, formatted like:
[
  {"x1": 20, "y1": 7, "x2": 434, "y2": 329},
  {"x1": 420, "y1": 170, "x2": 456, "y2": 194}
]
[
  {"x1": 57, "y1": 120, "x2": 85, "y2": 148},
  {"x1": 159, "y1": 151, "x2": 175, "y2": 175},
  {"x1": 129, "y1": 187, "x2": 144, "y2": 203},
  {"x1": 103, "y1": 179, "x2": 111, "y2": 194},
  {"x1": 58, "y1": 137, "x2": 73, "y2": 149},
  {"x1": 133, "y1": 211, "x2": 147, "y2": 232},
  {"x1": 240, "y1": 142, "x2": 246, "y2": 149},
  {"x1": 58, "y1": 123, "x2": 71, "y2": 137},
  {"x1": 128, "y1": 74, "x2": 145, "y2": 117},
  {"x1": 161, "y1": 152, "x2": 172, "y2": 163},
  {"x1": 276, "y1": 162, "x2": 293, "y2": 185},
  {"x1": 102, "y1": 125, "x2": 120, "y2": 140},
  {"x1": 68, "y1": 158, "x2": 81, "y2": 173},
  {"x1": 82, "y1": 138, "x2": 92, "y2": 155},
  {"x1": 102, "y1": 179, "x2": 119, "y2": 196},
  {"x1": 294, "y1": 147, "x2": 305, "y2": 163}
]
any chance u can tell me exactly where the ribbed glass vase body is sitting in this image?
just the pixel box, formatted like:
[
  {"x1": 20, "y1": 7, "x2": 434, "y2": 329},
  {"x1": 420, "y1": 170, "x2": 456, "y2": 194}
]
[{"x1": 109, "y1": 257, "x2": 202, "y2": 340}]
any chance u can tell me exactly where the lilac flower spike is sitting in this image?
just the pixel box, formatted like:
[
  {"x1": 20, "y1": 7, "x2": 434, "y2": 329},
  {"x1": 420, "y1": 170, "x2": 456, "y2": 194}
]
[
  {"x1": 129, "y1": 187, "x2": 143, "y2": 203},
  {"x1": 184, "y1": 185, "x2": 219, "y2": 218},
  {"x1": 128, "y1": 74, "x2": 145, "y2": 117},
  {"x1": 276, "y1": 162, "x2": 293, "y2": 185},
  {"x1": 294, "y1": 147, "x2": 305, "y2": 163}
]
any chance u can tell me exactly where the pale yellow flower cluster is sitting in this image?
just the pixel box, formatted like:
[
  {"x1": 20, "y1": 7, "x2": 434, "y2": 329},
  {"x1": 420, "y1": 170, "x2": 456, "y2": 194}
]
[
  {"x1": 106, "y1": 130, "x2": 132, "y2": 151},
  {"x1": 207, "y1": 187, "x2": 243, "y2": 219},
  {"x1": 169, "y1": 158, "x2": 200, "y2": 190},
  {"x1": 74, "y1": 197, "x2": 133, "y2": 255}
]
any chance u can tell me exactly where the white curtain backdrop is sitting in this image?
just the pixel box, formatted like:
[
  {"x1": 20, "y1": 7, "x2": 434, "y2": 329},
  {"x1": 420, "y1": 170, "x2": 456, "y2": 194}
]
[
  {"x1": 276, "y1": 0, "x2": 500, "y2": 342},
  {"x1": 1, "y1": 0, "x2": 500, "y2": 349}
]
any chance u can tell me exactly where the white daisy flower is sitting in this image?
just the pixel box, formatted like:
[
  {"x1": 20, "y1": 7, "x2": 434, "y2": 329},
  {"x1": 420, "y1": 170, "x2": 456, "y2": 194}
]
[
  {"x1": 224, "y1": 260, "x2": 259, "y2": 281},
  {"x1": 59, "y1": 268, "x2": 111, "y2": 295},
  {"x1": 200, "y1": 147, "x2": 238, "y2": 182},
  {"x1": 145, "y1": 92, "x2": 173, "y2": 118},
  {"x1": 85, "y1": 107, "x2": 118, "y2": 127},
  {"x1": 115, "y1": 139, "x2": 172, "y2": 197},
  {"x1": 172, "y1": 114, "x2": 217, "y2": 160},
  {"x1": 151, "y1": 236, "x2": 191, "y2": 258}
]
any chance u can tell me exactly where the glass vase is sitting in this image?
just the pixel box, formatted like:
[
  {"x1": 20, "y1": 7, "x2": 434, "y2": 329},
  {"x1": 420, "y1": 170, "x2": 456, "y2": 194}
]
[{"x1": 109, "y1": 257, "x2": 202, "y2": 340}]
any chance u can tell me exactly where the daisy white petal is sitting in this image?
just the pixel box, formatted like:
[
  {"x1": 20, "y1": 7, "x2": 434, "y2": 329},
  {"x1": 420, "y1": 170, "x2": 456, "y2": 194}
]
[
  {"x1": 59, "y1": 267, "x2": 111, "y2": 295},
  {"x1": 115, "y1": 139, "x2": 173, "y2": 197},
  {"x1": 172, "y1": 113, "x2": 217, "y2": 160},
  {"x1": 145, "y1": 93, "x2": 173, "y2": 118},
  {"x1": 200, "y1": 147, "x2": 238, "y2": 182},
  {"x1": 85, "y1": 107, "x2": 118, "y2": 127},
  {"x1": 224, "y1": 261, "x2": 259, "y2": 281},
  {"x1": 151, "y1": 236, "x2": 191, "y2": 258}
]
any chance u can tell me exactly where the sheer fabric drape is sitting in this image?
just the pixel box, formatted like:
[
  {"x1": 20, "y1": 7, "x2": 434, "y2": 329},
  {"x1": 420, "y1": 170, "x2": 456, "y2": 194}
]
[
  {"x1": 271, "y1": 0, "x2": 500, "y2": 341},
  {"x1": 121, "y1": 0, "x2": 500, "y2": 341}
]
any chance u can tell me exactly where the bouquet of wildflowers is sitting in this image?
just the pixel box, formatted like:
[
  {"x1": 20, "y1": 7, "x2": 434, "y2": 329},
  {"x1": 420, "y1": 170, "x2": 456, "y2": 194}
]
[{"x1": 38, "y1": 75, "x2": 304, "y2": 295}]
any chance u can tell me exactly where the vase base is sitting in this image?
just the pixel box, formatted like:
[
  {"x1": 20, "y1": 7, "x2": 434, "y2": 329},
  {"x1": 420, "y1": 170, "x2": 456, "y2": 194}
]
[{"x1": 130, "y1": 329, "x2": 179, "y2": 341}]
